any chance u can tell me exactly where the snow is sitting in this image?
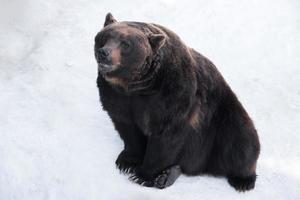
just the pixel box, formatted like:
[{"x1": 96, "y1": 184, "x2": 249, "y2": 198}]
[{"x1": 0, "y1": 0, "x2": 299, "y2": 199}]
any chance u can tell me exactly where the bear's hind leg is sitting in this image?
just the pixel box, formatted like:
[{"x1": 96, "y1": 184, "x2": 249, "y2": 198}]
[
  {"x1": 227, "y1": 174, "x2": 256, "y2": 192},
  {"x1": 227, "y1": 161, "x2": 258, "y2": 192},
  {"x1": 153, "y1": 165, "x2": 182, "y2": 189}
]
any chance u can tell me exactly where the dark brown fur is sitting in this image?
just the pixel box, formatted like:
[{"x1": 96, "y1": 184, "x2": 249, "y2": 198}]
[{"x1": 94, "y1": 13, "x2": 260, "y2": 191}]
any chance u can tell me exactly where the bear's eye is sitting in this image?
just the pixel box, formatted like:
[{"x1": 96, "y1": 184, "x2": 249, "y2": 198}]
[{"x1": 121, "y1": 41, "x2": 130, "y2": 49}]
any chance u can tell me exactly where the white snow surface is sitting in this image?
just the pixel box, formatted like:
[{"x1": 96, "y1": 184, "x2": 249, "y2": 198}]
[{"x1": 0, "y1": 0, "x2": 299, "y2": 199}]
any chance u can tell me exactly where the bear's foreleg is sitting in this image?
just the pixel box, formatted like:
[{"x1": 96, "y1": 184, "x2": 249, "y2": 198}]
[
  {"x1": 130, "y1": 128, "x2": 185, "y2": 189},
  {"x1": 112, "y1": 120, "x2": 147, "y2": 173}
]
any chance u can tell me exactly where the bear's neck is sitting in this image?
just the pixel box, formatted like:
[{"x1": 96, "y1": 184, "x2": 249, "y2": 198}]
[{"x1": 127, "y1": 54, "x2": 162, "y2": 95}]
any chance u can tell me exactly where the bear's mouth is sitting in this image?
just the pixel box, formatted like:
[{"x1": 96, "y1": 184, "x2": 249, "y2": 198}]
[{"x1": 97, "y1": 63, "x2": 118, "y2": 74}]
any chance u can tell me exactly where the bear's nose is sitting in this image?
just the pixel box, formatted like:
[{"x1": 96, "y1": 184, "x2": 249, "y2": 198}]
[{"x1": 97, "y1": 48, "x2": 110, "y2": 62}]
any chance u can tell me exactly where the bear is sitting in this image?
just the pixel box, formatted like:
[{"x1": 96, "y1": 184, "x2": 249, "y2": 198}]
[{"x1": 94, "y1": 13, "x2": 260, "y2": 191}]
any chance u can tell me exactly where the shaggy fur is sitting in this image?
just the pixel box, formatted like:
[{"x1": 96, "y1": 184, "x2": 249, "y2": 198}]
[{"x1": 94, "y1": 13, "x2": 260, "y2": 190}]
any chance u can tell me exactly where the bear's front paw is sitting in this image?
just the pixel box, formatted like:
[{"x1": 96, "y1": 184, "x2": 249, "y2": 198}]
[
  {"x1": 129, "y1": 165, "x2": 182, "y2": 189},
  {"x1": 115, "y1": 150, "x2": 142, "y2": 174}
]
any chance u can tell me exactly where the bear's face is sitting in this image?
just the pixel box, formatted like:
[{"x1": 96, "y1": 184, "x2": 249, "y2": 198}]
[
  {"x1": 94, "y1": 23, "x2": 151, "y2": 78},
  {"x1": 94, "y1": 13, "x2": 166, "y2": 86}
]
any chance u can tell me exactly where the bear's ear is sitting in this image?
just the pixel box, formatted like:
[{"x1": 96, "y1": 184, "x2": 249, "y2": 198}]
[
  {"x1": 104, "y1": 13, "x2": 117, "y2": 27},
  {"x1": 148, "y1": 33, "x2": 166, "y2": 53}
]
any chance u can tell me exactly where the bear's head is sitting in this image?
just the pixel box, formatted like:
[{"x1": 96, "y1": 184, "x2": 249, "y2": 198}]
[{"x1": 94, "y1": 13, "x2": 166, "y2": 89}]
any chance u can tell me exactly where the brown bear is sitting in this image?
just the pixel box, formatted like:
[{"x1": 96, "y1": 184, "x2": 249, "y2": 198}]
[{"x1": 94, "y1": 13, "x2": 260, "y2": 191}]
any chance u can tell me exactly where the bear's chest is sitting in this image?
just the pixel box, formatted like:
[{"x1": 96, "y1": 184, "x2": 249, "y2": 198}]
[
  {"x1": 98, "y1": 77, "x2": 131, "y2": 123},
  {"x1": 131, "y1": 95, "x2": 164, "y2": 136},
  {"x1": 98, "y1": 77, "x2": 158, "y2": 133},
  {"x1": 130, "y1": 97, "x2": 152, "y2": 135}
]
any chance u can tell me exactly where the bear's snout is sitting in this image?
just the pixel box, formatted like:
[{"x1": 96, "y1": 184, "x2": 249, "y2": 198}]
[{"x1": 96, "y1": 48, "x2": 111, "y2": 64}]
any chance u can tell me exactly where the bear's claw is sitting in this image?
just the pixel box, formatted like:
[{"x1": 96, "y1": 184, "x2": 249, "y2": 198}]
[
  {"x1": 115, "y1": 150, "x2": 142, "y2": 174},
  {"x1": 129, "y1": 174, "x2": 154, "y2": 187}
]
